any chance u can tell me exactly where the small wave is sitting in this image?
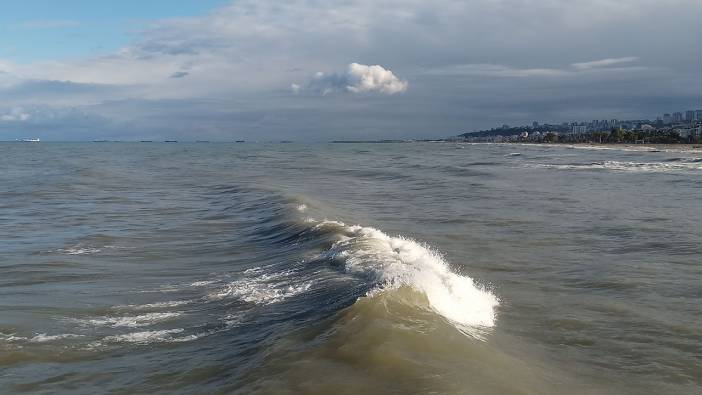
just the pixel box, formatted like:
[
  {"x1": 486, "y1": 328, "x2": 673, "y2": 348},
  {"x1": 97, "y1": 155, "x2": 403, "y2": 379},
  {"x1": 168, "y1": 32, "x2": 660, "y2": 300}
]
[
  {"x1": 1, "y1": 332, "x2": 84, "y2": 343},
  {"x1": 534, "y1": 160, "x2": 702, "y2": 173},
  {"x1": 318, "y1": 221, "x2": 499, "y2": 330},
  {"x1": 100, "y1": 329, "x2": 196, "y2": 345},
  {"x1": 0, "y1": 332, "x2": 28, "y2": 342},
  {"x1": 29, "y1": 333, "x2": 84, "y2": 343},
  {"x1": 190, "y1": 280, "x2": 218, "y2": 287},
  {"x1": 57, "y1": 246, "x2": 102, "y2": 255},
  {"x1": 117, "y1": 300, "x2": 193, "y2": 310},
  {"x1": 209, "y1": 268, "x2": 313, "y2": 305},
  {"x1": 75, "y1": 312, "x2": 181, "y2": 328}
]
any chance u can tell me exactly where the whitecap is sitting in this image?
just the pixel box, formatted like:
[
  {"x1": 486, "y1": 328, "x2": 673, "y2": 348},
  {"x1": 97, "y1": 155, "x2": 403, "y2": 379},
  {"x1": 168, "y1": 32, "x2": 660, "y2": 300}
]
[
  {"x1": 190, "y1": 280, "x2": 217, "y2": 287},
  {"x1": 75, "y1": 312, "x2": 181, "y2": 328},
  {"x1": 118, "y1": 300, "x2": 193, "y2": 310},
  {"x1": 100, "y1": 329, "x2": 192, "y2": 344},
  {"x1": 57, "y1": 246, "x2": 102, "y2": 255},
  {"x1": 533, "y1": 160, "x2": 702, "y2": 172},
  {"x1": 210, "y1": 274, "x2": 313, "y2": 305},
  {"x1": 29, "y1": 333, "x2": 84, "y2": 343}
]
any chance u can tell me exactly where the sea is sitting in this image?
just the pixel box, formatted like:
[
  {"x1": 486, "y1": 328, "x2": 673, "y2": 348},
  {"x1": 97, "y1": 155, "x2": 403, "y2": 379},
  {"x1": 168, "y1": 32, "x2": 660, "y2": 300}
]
[{"x1": 1, "y1": 142, "x2": 701, "y2": 394}]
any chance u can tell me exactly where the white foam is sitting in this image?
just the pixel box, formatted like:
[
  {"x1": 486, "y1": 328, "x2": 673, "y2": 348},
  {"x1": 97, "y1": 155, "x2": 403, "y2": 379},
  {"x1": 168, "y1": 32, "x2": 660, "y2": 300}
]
[
  {"x1": 76, "y1": 312, "x2": 181, "y2": 328},
  {"x1": 322, "y1": 222, "x2": 499, "y2": 329},
  {"x1": 210, "y1": 271, "x2": 313, "y2": 305},
  {"x1": 118, "y1": 300, "x2": 192, "y2": 310},
  {"x1": 564, "y1": 144, "x2": 702, "y2": 154},
  {"x1": 190, "y1": 280, "x2": 217, "y2": 287},
  {"x1": 29, "y1": 333, "x2": 84, "y2": 343},
  {"x1": 535, "y1": 160, "x2": 702, "y2": 172},
  {"x1": 101, "y1": 329, "x2": 195, "y2": 344},
  {"x1": 296, "y1": 204, "x2": 307, "y2": 212},
  {"x1": 0, "y1": 332, "x2": 27, "y2": 342},
  {"x1": 1, "y1": 332, "x2": 84, "y2": 343},
  {"x1": 58, "y1": 246, "x2": 101, "y2": 255}
]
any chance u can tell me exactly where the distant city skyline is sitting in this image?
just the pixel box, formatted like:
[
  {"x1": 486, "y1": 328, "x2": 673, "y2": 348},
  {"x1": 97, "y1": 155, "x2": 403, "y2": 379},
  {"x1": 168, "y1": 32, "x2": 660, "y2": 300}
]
[{"x1": 485, "y1": 106, "x2": 702, "y2": 133}]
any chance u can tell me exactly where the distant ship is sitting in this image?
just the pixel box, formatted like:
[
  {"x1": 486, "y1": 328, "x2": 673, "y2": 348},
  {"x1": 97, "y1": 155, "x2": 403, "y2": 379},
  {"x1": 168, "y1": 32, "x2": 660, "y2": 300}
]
[{"x1": 19, "y1": 138, "x2": 40, "y2": 142}]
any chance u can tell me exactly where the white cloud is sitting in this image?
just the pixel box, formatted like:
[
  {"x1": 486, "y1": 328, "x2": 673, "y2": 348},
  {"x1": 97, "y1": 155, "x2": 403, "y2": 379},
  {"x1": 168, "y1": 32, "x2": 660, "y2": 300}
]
[
  {"x1": 426, "y1": 64, "x2": 568, "y2": 78},
  {"x1": 346, "y1": 63, "x2": 408, "y2": 94},
  {"x1": 302, "y1": 63, "x2": 407, "y2": 95},
  {"x1": 426, "y1": 57, "x2": 647, "y2": 78},
  {"x1": 572, "y1": 57, "x2": 640, "y2": 70}
]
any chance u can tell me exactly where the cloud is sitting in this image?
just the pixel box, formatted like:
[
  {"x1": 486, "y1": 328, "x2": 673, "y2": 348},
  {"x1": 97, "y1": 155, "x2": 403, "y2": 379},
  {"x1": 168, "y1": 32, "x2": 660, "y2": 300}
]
[
  {"x1": 169, "y1": 71, "x2": 189, "y2": 79},
  {"x1": 425, "y1": 57, "x2": 647, "y2": 79},
  {"x1": 0, "y1": 107, "x2": 30, "y2": 122},
  {"x1": 572, "y1": 57, "x2": 640, "y2": 70},
  {"x1": 302, "y1": 63, "x2": 408, "y2": 95},
  {"x1": 425, "y1": 64, "x2": 568, "y2": 78},
  {"x1": 346, "y1": 63, "x2": 408, "y2": 94}
]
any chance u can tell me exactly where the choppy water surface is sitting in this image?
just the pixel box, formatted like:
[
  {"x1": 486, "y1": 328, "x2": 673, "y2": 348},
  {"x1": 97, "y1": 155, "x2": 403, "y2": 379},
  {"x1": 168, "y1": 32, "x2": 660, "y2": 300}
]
[{"x1": 1, "y1": 142, "x2": 701, "y2": 394}]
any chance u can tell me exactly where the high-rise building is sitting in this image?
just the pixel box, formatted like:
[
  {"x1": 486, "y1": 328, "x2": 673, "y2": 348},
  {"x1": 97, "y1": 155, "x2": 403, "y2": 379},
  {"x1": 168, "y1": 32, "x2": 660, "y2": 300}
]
[
  {"x1": 673, "y1": 112, "x2": 683, "y2": 123},
  {"x1": 532, "y1": 121, "x2": 539, "y2": 128},
  {"x1": 686, "y1": 110, "x2": 696, "y2": 122},
  {"x1": 696, "y1": 110, "x2": 702, "y2": 121},
  {"x1": 572, "y1": 125, "x2": 587, "y2": 134},
  {"x1": 663, "y1": 113, "x2": 672, "y2": 124}
]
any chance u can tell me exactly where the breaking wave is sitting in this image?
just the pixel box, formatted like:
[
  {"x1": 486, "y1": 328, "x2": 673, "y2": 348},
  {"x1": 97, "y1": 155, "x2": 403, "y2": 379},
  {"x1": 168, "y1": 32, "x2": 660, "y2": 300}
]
[{"x1": 313, "y1": 220, "x2": 499, "y2": 330}]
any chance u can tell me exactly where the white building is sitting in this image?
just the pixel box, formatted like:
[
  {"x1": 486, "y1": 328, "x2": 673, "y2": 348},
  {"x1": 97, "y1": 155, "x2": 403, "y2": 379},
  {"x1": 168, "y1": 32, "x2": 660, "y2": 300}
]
[{"x1": 572, "y1": 125, "x2": 587, "y2": 133}]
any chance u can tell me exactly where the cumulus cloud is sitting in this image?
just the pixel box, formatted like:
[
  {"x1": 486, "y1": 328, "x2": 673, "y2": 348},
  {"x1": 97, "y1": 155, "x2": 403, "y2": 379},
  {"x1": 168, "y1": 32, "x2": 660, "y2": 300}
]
[{"x1": 301, "y1": 63, "x2": 408, "y2": 95}]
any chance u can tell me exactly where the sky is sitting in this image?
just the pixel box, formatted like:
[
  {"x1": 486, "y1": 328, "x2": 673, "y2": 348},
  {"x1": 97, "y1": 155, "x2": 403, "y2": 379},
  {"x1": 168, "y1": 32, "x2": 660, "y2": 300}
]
[{"x1": 0, "y1": 0, "x2": 701, "y2": 141}]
